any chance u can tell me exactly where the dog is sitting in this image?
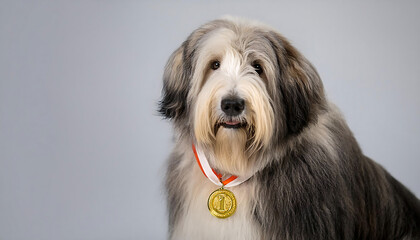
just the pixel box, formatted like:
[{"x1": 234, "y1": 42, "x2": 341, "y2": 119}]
[{"x1": 159, "y1": 17, "x2": 420, "y2": 240}]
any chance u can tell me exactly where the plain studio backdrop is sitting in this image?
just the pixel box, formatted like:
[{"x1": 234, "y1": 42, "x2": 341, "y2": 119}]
[{"x1": 1, "y1": 0, "x2": 419, "y2": 239}]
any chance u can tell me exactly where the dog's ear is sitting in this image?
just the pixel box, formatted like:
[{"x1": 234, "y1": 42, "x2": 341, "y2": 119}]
[
  {"x1": 268, "y1": 31, "x2": 326, "y2": 135},
  {"x1": 159, "y1": 20, "x2": 230, "y2": 121},
  {"x1": 159, "y1": 44, "x2": 191, "y2": 121}
]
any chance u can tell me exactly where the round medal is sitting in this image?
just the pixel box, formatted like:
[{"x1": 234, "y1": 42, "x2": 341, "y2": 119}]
[{"x1": 207, "y1": 188, "x2": 237, "y2": 218}]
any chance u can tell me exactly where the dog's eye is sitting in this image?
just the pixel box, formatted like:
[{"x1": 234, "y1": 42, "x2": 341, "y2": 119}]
[
  {"x1": 211, "y1": 61, "x2": 220, "y2": 70},
  {"x1": 252, "y1": 63, "x2": 263, "y2": 75}
]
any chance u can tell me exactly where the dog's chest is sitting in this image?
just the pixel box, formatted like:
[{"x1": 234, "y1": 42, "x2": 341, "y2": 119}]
[{"x1": 171, "y1": 164, "x2": 261, "y2": 240}]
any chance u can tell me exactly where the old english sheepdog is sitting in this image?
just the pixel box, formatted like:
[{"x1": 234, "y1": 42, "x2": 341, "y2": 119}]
[{"x1": 159, "y1": 17, "x2": 420, "y2": 239}]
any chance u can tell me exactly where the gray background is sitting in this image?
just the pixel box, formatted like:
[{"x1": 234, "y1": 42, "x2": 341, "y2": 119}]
[{"x1": 1, "y1": 0, "x2": 419, "y2": 239}]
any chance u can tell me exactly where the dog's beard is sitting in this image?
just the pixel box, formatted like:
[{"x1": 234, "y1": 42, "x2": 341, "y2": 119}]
[
  {"x1": 194, "y1": 109, "x2": 255, "y2": 176},
  {"x1": 212, "y1": 123, "x2": 250, "y2": 176}
]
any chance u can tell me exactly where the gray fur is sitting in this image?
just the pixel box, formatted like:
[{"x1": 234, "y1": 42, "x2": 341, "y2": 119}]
[{"x1": 161, "y1": 18, "x2": 420, "y2": 239}]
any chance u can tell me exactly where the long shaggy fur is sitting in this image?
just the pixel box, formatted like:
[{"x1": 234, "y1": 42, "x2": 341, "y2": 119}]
[{"x1": 159, "y1": 17, "x2": 420, "y2": 240}]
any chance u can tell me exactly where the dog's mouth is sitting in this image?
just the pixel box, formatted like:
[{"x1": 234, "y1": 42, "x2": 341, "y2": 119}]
[
  {"x1": 221, "y1": 120, "x2": 246, "y2": 129},
  {"x1": 216, "y1": 120, "x2": 247, "y2": 130}
]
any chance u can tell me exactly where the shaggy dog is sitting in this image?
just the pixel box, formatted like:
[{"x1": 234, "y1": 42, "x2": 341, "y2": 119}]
[{"x1": 159, "y1": 17, "x2": 420, "y2": 239}]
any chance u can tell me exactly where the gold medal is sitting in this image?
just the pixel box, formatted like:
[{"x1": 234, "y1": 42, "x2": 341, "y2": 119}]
[{"x1": 207, "y1": 187, "x2": 237, "y2": 218}]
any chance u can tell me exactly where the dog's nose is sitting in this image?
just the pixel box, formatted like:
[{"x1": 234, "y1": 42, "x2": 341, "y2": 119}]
[{"x1": 221, "y1": 98, "x2": 245, "y2": 116}]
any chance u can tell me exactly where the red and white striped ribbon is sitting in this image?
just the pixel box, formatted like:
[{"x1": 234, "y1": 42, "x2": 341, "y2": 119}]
[{"x1": 192, "y1": 144, "x2": 251, "y2": 188}]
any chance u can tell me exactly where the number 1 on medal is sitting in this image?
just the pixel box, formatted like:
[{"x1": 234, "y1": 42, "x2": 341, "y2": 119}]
[{"x1": 218, "y1": 195, "x2": 225, "y2": 211}]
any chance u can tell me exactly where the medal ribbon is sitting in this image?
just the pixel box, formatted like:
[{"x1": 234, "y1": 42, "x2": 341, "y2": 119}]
[{"x1": 192, "y1": 144, "x2": 251, "y2": 188}]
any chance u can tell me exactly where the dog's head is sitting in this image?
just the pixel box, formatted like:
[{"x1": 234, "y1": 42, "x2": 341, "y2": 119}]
[{"x1": 159, "y1": 17, "x2": 326, "y2": 174}]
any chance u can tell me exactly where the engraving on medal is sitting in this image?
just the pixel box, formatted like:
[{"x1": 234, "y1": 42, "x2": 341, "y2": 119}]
[{"x1": 207, "y1": 188, "x2": 236, "y2": 218}]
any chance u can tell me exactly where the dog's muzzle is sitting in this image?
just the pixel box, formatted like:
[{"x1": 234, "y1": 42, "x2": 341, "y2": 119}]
[{"x1": 219, "y1": 97, "x2": 247, "y2": 129}]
